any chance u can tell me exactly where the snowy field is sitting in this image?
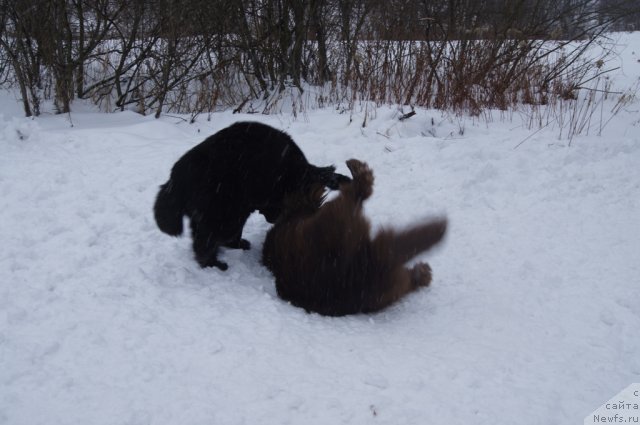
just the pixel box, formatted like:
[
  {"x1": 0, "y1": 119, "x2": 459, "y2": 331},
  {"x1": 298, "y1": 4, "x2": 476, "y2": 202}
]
[{"x1": 1, "y1": 33, "x2": 639, "y2": 425}]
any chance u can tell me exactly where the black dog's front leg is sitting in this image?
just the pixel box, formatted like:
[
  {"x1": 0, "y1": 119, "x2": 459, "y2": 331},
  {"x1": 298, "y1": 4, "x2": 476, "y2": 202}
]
[
  {"x1": 191, "y1": 212, "x2": 253, "y2": 270},
  {"x1": 191, "y1": 219, "x2": 228, "y2": 270},
  {"x1": 221, "y1": 212, "x2": 252, "y2": 251}
]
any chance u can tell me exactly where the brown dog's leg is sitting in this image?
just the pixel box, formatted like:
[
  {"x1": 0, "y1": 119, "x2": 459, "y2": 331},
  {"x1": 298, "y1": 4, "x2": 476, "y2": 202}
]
[
  {"x1": 363, "y1": 269, "x2": 414, "y2": 313},
  {"x1": 344, "y1": 159, "x2": 374, "y2": 202},
  {"x1": 409, "y1": 262, "x2": 432, "y2": 288},
  {"x1": 363, "y1": 263, "x2": 432, "y2": 313}
]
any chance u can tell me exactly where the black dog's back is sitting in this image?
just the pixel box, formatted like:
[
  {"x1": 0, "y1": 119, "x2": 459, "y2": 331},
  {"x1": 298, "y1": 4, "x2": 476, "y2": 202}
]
[
  {"x1": 153, "y1": 121, "x2": 350, "y2": 270},
  {"x1": 187, "y1": 122, "x2": 307, "y2": 203}
]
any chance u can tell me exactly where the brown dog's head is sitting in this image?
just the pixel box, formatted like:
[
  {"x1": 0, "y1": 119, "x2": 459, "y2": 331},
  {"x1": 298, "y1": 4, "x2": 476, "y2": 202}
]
[
  {"x1": 276, "y1": 182, "x2": 326, "y2": 222},
  {"x1": 258, "y1": 165, "x2": 349, "y2": 224}
]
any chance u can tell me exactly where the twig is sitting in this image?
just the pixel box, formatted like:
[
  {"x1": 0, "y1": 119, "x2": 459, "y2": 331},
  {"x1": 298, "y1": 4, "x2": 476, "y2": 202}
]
[
  {"x1": 66, "y1": 111, "x2": 74, "y2": 128},
  {"x1": 575, "y1": 67, "x2": 620, "y2": 88},
  {"x1": 577, "y1": 87, "x2": 622, "y2": 95},
  {"x1": 399, "y1": 111, "x2": 416, "y2": 121},
  {"x1": 163, "y1": 114, "x2": 188, "y2": 123},
  {"x1": 513, "y1": 120, "x2": 553, "y2": 150},
  {"x1": 233, "y1": 98, "x2": 250, "y2": 114}
]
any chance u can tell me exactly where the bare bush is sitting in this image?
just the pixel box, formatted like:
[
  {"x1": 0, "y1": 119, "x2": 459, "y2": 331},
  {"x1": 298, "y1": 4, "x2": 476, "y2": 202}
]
[{"x1": 0, "y1": 0, "x2": 637, "y2": 119}]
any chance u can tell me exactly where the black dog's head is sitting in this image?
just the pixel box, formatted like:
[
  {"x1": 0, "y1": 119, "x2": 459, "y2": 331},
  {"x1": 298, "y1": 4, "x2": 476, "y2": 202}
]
[
  {"x1": 312, "y1": 165, "x2": 351, "y2": 190},
  {"x1": 258, "y1": 166, "x2": 350, "y2": 223}
]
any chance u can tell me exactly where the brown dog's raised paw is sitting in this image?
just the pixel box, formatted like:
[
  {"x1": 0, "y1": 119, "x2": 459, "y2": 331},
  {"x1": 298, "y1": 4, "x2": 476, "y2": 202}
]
[{"x1": 345, "y1": 159, "x2": 374, "y2": 200}]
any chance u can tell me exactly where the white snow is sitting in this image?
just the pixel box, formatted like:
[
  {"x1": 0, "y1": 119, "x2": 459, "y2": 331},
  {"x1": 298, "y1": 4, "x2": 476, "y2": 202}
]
[{"x1": 1, "y1": 33, "x2": 639, "y2": 425}]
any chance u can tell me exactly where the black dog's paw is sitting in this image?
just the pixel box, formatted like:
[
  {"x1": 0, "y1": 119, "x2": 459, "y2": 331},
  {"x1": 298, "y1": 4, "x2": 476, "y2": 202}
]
[
  {"x1": 214, "y1": 261, "x2": 229, "y2": 271},
  {"x1": 205, "y1": 259, "x2": 229, "y2": 271},
  {"x1": 196, "y1": 254, "x2": 229, "y2": 271},
  {"x1": 225, "y1": 238, "x2": 251, "y2": 250}
]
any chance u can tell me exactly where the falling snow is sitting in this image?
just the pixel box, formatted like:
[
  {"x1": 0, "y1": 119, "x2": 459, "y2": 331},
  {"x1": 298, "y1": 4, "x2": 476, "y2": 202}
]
[{"x1": 1, "y1": 32, "x2": 640, "y2": 425}]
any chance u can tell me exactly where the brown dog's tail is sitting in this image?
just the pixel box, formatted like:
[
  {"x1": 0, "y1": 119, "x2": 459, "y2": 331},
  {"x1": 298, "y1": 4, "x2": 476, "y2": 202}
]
[{"x1": 375, "y1": 217, "x2": 448, "y2": 265}]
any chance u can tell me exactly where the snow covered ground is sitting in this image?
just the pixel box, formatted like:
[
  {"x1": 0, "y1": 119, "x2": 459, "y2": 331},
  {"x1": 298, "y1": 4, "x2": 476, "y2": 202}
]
[{"x1": 1, "y1": 33, "x2": 639, "y2": 425}]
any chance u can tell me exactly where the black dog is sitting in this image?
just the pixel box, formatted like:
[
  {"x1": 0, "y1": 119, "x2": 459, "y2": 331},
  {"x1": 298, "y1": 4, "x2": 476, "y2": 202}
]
[
  {"x1": 262, "y1": 159, "x2": 447, "y2": 316},
  {"x1": 154, "y1": 121, "x2": 350, "y2": 270}
]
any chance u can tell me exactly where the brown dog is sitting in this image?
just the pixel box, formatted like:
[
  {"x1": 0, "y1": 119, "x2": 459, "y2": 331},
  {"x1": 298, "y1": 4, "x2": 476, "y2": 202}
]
[{"x1": 262, "y1": 159, "x2": 447, "y2": 316}]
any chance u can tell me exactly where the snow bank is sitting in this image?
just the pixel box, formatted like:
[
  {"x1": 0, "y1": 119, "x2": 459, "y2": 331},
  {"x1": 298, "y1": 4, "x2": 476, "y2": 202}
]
[{"x1": 1, "y1": 34, "x2": 639, "y2": 425}]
